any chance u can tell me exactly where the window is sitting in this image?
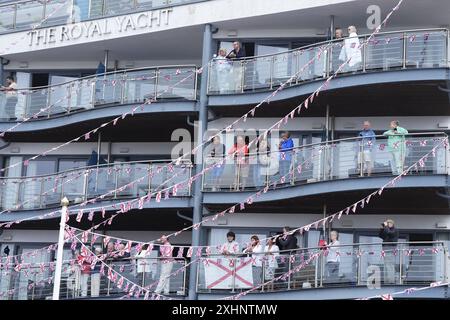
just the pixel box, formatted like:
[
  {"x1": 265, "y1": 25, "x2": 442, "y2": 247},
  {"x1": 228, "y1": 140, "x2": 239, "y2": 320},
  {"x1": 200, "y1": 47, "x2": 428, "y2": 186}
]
[{"x1": 58, "y1": 159, "x2": 88, "y2": 172}]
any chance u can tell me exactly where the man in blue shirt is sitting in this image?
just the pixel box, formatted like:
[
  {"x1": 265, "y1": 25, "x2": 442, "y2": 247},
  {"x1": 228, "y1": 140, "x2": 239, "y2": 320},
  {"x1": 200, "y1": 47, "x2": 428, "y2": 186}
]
[
  {"x1": 278, "y1": 131, "x2": 294, "y2": 182},
  {"x1": 358, "y1": 121, "x2": 376, "y2": 176}
]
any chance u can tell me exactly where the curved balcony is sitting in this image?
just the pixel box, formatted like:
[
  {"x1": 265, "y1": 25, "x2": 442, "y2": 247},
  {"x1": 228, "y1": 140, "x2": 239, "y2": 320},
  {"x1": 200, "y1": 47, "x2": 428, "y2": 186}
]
[
  {"x1": 196, "y1": 241, "x2": 449, "y2": 299},
  {"x1": 0, "y1": 65, "x2": 197, "y2": 131},
  {"x1": 207, "y1": 29, "x2": 449, "y2": 106},
  {"x1": 0, "y1": 0, "x2": 211, "y2": 34},
  {"x1": 0, "y1": 255, "x2": 188, "y2": 300},
  {"x1": 0, "y1": 159, "x2": 192, "y2": 220},
  {"x1": 202, "y1": 133, "x2": 449, "y2": 204}
]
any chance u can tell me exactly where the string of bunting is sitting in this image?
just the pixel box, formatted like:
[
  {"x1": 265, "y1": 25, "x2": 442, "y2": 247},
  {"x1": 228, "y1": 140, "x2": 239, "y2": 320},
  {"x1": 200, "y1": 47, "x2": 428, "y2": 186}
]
[
  {"x1": 358, "y1": 281, "x2": 449, "y2": 300},
  {"x1": 0, "y1": 67, "x2": 200, "y2": 174},
  {"x1": 0, "y1": 67, "x2": 193, "y2": 137},
  {"x1": 0, "y1": 2, "x2": 416, "y2": 222},
  {"x1": 58, "y1": 0, "x2": 417, "y2": 243},
  {"x1": 63, "y1": 137, "x2": 445, "y2": 258},
  {"x1": 73, "y1": 234, "x2": 177, "y2": 300}
]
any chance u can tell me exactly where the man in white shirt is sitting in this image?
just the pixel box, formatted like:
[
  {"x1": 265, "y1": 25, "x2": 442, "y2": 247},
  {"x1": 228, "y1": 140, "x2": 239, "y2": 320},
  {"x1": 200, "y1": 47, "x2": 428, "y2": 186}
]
[
  {"x1": 1, "y1": 76, "x2": 18, "y2": 120},
  {"x1": 221, "y1": 231, "x2": 239, "y2": 255},
  {"x1": 339, "y1": 26, "x2": 362, "y2": 72}
]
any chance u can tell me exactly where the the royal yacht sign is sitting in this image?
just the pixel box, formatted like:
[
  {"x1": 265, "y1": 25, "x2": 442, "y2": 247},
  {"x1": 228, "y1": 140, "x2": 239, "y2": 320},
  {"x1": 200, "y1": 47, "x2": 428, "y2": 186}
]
[{"x1": 27, "y1": 8, "x2": 173, "y2": 47}]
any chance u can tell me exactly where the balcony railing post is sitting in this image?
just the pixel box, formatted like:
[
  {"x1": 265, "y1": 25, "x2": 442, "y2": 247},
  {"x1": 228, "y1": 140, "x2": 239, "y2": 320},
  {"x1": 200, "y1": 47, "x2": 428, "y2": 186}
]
[
  {"x1": 290, "y1": 152, "x2": 295, "y2": 185},
  {"x1": 442, "y1": 244, "x2": 449, "y2": 283},
  {"x1": 269, "y1": 57, "x2": 274, "y2": 90},
  {"x1": 359, "y1": 140, "x2": 364, "y2": 177},
  {"x1": 39, "y1": 179, "x2": 44, "y2": 208},
  {"x1": 113, "y1": 168, "x2": 119, "y2": 198},
  {"x1": 46, "y1": 86, "x2": 52, "y2": 118},
  {"x1": 70, "y1": 0, "x2": 75, "y2": 23},
  {"x1": 287, "y1": 257, "x2": 291, "y2": 290},
  {"x1": 235, "y1": 161, "x2": 241, "y2": 191},
  {"x1": 320, "y1": 253, "x2": 324, "y2": 287},
  {"x1": 147, "y1": 164, "x2": 152, "y2": 195},
  {"x1": 42, "y1": 0, "x2": 47, "y2": 27},
  {"x1": 182, "y1": 259, "x2": 187, "y2": 295},
  {"x1": 362, "y1": 35, "x2": 367, "y2": 72},
  {"x1": 240, "y1": 61, "x2": 245, "y2": 93},
  {"x1": 188, "y1": 164, "x2": 192, "y2": 196},
  {"x1": 82, "y1": 170, "x2": 89, "y2": 201},
  {"x1": 206, "y1": 61, "x2": 212, "y2": 94},
  {"x1": 154, "y1": 69, "x2": 159, "y2": 102},
  {"x1": 356, "y1": 253, "x2": 362, "y2": 285},
  {"x1": 325, "y1": 44, "x2": 331, "y2": 78},
  {"x1": 120, "y1": 72, "x2": 126, "y2": 104},
  {"x1": 12, "y1": 4, "x2": 17, "y2": 29},
  {"x1": 231, "y1": 257, "x2": 236, "y2": 293},
  {"x1": 67, "y1": 84, "x2": 72, "y2": 114},
  {"x1": 90, "y1": 81, "x2": 96, "y2": 108},
  {"x1": 399, "y1": 244, "x2": 403, "y2": 284},
  {"x1": 402, "y1": 32, "x2": 407, "y2": 69}
]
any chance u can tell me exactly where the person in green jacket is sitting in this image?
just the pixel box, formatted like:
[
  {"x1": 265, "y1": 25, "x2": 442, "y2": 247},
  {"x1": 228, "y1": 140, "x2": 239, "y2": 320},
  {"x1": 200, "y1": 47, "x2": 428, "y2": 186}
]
[{"x1": 383, "y1": 120, "x2": 408, "y2": 175}]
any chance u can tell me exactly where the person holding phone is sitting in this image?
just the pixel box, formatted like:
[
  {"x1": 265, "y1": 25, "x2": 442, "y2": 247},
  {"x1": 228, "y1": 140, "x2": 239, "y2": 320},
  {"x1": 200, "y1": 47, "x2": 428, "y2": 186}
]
[{"x1": 383, "y1": 121, "x2": 408, "y2": 175}]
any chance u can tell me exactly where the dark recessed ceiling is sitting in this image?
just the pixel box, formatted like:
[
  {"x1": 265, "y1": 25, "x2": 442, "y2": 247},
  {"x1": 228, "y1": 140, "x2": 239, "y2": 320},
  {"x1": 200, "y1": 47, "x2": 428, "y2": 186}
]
[{"x1": 210, "y1": 80, "x2": 450, "y2": 118}]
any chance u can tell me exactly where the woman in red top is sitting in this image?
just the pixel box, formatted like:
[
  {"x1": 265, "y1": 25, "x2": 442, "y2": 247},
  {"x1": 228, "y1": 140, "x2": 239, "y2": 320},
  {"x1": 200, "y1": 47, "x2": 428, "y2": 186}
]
[{"x1": 228, "y1": 135, "x2": 249, "y2": 190}]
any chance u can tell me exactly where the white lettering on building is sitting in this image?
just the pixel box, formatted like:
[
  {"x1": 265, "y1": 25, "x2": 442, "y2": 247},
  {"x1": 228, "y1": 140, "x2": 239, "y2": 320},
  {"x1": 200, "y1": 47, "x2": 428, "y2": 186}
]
[{"x1": 27, "y1": 8, "x2": 172, "y2": 47}]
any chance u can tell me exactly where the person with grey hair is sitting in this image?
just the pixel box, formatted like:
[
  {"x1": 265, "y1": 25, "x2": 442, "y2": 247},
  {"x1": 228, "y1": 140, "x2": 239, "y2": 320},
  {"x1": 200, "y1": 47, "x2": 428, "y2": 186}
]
[
  {"x1": 214, "y1": 48, "x2": 232, "y2": 93},
  {"x1": 383, "y1": 121, "x2": 409, "y2": 175},
  {"x1": 326, "y1": 231, "x2": 341, "y2": 282},
  {"x1": 358, "y1": 121, "x2": 376, "y2": 176}
]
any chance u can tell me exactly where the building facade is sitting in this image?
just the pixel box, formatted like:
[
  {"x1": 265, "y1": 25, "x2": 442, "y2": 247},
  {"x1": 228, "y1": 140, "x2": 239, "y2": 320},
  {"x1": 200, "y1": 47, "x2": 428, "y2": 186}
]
[{"x1": 0, "y1": 0, "x2": 449, "y2": 300}]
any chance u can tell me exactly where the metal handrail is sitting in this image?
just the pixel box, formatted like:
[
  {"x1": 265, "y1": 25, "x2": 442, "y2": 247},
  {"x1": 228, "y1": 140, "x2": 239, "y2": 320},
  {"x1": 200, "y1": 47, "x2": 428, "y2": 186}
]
[
  {"x1": 204, "y1": 132, "x2": 448, "y2": 159},
  {"x1": 1, "y1": 64, "x2": 197, "y2": 92},
  {"x1": 200, "y1": 241, "x2": 447, "y2": 258},
  {"x1": 223, "y1": 28, "x2": 449, "y2": 62},
  {"x1": 208, "y1": 28, "x2": 449, "y2": 94},
  {"x1": 0, "y1": 158, "x2": 192, "y2": 180},
  {"x1": 196, "y1": 241, "x2": 447, "y2": 294}
]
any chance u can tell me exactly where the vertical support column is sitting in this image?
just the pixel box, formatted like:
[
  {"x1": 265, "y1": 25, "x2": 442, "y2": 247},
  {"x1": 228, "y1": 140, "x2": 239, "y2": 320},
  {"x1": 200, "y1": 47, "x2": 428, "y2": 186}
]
[
  {"x1": 188, "y1": 24, "x2": 213, "y2": 300},
  {"x1": 52, "y1": 197, "x2": 69, "y2": 300},
  {"x1": 95, "y1": 132, "x2": 102, "y2": 192}
]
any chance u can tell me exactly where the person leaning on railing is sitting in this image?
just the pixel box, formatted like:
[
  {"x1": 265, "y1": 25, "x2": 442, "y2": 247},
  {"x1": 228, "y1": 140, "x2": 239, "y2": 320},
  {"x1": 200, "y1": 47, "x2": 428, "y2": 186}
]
[
  {"x1": 228, "y1": 136, "x2": 249, "y2": 191},
  {"x1": 278, "y1": 132, "x2": 294, "y2": 182},
  {"x1": 0, "y1": 76, "x2": 18, "y2": 120},
  {"x1": 243, "y1": 235, "x2": 264, "y2": 288},
  {"x1": 214, "y1": 48, "x2": 232, "y2": 94},
  {"x1": 264, "y1": 238, "x2": 280, "y2": 289},
  {"x1": 325, "y1": 231, "x2": 340, "y2": 283},
  {"x1": 256, "y1": 138, "x2": 271, "y2": 187},
  {"x1": 339, "y1": 26, "x2": 362, "y2": 72},
  {"x1": 383, "y1": 121, "x2": 409, "y2": 175},
  {"x1": 205, "y1": 135, "x2": 226, "y2": 191}
]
